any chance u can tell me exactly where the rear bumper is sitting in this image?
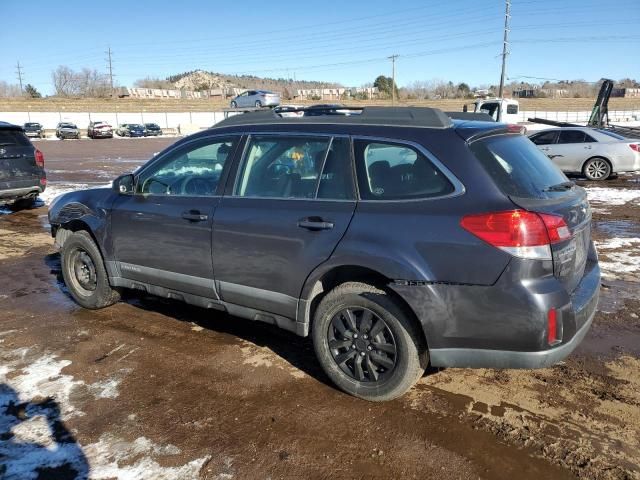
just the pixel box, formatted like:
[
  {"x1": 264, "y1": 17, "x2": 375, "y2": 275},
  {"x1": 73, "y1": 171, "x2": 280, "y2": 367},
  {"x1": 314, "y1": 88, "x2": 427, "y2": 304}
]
[
  {"x1": 391, "y1": 257, "x2": 600, "y2": 369},
  {"x1": 92, "y1": 131, "x2": 112, "y2": 137},
  {"x1": 0, "y1": 185, "x2": 44, "y2": 202}
]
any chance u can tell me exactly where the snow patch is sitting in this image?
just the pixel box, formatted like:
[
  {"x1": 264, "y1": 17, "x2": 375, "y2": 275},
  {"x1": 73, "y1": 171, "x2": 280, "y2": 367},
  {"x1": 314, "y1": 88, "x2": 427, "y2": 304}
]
[
  {"x1": 584, "y1": 187, "x2": 640, "y2": 206},
  {"x1": 595, "y1": 237, "x2": 640, "y2": 280}
]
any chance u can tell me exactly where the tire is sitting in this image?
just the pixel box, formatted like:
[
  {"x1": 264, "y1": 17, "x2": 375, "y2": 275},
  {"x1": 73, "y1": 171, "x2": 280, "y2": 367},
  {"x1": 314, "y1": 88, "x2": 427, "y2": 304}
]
[
  {"x1": 255, "y1": 100, "x2": 262, "y2": 108},
  {"x1": 61, "y1": 231, "x2": 120, "y2": 309},
  {"x1": 312, "y1": 282, "x2": 426, "y2": 401},
  {"x1": 230, "y1": 101, "x2": 237, "y2": 108},
  {"x1": 583, "y1": 157, "x2": 611, "y2": 181},
  {"x1": 11, "y1": 197, "x2": 36, "y2": 210}
]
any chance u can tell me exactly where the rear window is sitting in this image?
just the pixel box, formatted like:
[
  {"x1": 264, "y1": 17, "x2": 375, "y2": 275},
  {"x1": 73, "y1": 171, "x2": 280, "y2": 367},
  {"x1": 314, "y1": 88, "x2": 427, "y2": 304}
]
[
  {"x1": 470, "y1": 134, "x2": 569, "y2": 199},
  {"x1": 0, "y1": 130, "x2": 31, "y2": 147}
]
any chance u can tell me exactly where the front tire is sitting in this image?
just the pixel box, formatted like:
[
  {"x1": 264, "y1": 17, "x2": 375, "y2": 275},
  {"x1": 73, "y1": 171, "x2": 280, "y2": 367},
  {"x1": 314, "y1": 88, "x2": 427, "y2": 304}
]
[
  {"x1": 312, "y1": 282, "x2": 426, "y2": 401},
  {"x1": 230, "y1": 101, "x2": 237, "y2": 108},
  {"x1": 583, "y1": 157, "x2": 611, "y2": 181},
  {"x1": 61, "y1": 231, "x2": 120, "y2": 309}
]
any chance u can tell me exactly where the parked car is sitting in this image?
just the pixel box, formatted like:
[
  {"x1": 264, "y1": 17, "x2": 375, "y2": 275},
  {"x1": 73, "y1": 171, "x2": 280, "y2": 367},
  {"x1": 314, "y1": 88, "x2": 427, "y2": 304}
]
[
  {"x1": 55, "y1": 122, "x2": 80, "y2": 140},
  {"x1": 529, "y1": 127, "x2": 640, "y2": 180},
  {"x1": 230, "y1": 90, "x2": 280, "y2": 108},
  {"x1": 0, "y1": 122, "x2": 46, "y2": 209},
  {"x1": 49, "y1": 107, "x2": 599, "y2": 401},
  {"x1": 116, "y1": 124, "x2": 129, "y2": 136},
  {"x1": 87, "y1": 121, "x2": 113, "y2": 139},
  {"x1": 144, "y1": 123, "x2": 162, "y2": 136},
  {"x1": 119, "y1": 124, "x2": 145, "y2": 137},
  {"x1": 23, "y1": 122, "x2": 44, "y2": 139}
]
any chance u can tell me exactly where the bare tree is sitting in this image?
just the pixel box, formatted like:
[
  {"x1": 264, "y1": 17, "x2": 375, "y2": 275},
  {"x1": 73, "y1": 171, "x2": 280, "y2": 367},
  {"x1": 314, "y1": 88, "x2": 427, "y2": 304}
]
[
  {"x1": 0, "y1": 81, "x2": 22, "y2": 97},
  {"x1": 52, "y1": 66, "x2": 110, "y2": 97}
]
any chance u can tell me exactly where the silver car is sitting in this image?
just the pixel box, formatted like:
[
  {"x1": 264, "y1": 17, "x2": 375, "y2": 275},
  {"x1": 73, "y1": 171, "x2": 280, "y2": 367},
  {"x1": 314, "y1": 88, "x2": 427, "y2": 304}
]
[
  {"x1": 529, "y1": 127, "x2": 640, "y2": 180},
  {"x1": 230, "y1": 90, "x2": 280, "y2": 109}
]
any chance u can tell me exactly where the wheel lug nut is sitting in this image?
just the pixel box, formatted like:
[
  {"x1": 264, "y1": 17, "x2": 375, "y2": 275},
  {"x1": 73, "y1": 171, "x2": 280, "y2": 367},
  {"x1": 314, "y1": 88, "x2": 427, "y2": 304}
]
[
  {"x1": 353, "y1": 333, "x2": 358, "y2": 338},
  {"x1": 367, "y1": 345, "x2": 373, "y2": 351},
  {"x1": 363, "y1": 334, "x2": 368, "y2": 339},
  {"x1": 360, "y1": 351, "x2": 365, "y2": 356},
  {"x1": 351, "y1": 344, "x2": 356, "y2": 349}
]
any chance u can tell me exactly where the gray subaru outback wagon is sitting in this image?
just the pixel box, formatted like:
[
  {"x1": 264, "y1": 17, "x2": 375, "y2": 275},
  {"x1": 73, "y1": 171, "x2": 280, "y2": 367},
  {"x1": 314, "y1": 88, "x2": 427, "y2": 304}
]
[{"x1": 49, "y1": 107, "x2": 599, "y2": 401}]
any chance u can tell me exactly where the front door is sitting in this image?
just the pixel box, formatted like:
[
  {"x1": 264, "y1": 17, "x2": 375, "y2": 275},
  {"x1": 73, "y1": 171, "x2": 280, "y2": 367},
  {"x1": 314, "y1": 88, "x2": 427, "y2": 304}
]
[
  {"x1": 213, "y1": 134, "x2": 357, "y2": 319},
  {"x1": 110, "y1": 135, "x2": 239, "y2": 298}
]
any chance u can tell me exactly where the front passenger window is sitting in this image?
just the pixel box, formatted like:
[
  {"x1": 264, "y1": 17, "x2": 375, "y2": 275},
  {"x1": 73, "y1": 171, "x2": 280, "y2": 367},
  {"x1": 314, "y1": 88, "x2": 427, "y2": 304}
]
[{"x1": 138, "y1": 138, "x2": 236, "y2": 196}]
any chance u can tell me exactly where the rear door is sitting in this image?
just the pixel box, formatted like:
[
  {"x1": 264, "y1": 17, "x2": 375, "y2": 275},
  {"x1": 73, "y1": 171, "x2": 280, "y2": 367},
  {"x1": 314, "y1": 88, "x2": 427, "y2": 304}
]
[
  {"x1": 552, "y1": 130, "x2": 591, "y2": 172},
  {"x1": 470, "y1": 134, "x2": 592, "y2": 294},
  {"x1": 0, "y1": 127, "x2": 41, "y2": 191},
  {"x1": 212, "y1": 134, "x2": 356, "y2": 319}
]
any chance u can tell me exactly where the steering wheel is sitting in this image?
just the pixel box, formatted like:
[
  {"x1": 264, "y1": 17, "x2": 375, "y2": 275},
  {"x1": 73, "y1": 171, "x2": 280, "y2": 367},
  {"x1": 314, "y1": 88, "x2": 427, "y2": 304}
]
[{"x1": 181, "y1": 176, "x2": 216, "y2": 196}]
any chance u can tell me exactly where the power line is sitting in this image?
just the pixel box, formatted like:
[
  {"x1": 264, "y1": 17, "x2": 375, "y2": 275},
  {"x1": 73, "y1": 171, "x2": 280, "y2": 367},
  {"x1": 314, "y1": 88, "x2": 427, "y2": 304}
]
[
  {"x1": 15, "y1": 61, "x2": 24, "y2": 93},
  {"x1": 498, "y1": 0, "x2": 511, "y2": 99}
]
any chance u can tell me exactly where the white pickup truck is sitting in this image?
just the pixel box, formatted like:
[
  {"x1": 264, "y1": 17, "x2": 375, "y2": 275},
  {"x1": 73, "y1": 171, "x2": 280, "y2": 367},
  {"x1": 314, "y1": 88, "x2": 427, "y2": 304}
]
[{"x1": 463, "y1": 98, "x2": 520, "y2": 123}]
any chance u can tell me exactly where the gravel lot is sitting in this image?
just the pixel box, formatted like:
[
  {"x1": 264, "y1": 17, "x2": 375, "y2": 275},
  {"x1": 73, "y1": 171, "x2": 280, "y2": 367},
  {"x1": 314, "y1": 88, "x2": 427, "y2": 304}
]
[{"x1": 1, "y1": 138, "x2": 639, "y2": 479}]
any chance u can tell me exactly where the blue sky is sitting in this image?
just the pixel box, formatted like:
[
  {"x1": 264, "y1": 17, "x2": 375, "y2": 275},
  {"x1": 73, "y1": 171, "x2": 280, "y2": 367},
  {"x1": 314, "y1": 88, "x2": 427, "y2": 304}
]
[{"x1": 1, "y1": 0, "x2": 638, "y2": 95}]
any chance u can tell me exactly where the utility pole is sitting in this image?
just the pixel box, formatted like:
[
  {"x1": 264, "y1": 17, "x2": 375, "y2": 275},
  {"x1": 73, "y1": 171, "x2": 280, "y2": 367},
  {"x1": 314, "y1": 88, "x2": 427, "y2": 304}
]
[
  {"x1": 15, "y1": 61, "x2": 24, "y2": 93},
  {"x1": 105, "y1": 47, "x2": 114, "y2": 93},
  {"x1": 498, "y1": 0, "x2": 511, "y2": 99},
  {"x1": 388, "y1": 54, "x2": 398, "y2": 105}
]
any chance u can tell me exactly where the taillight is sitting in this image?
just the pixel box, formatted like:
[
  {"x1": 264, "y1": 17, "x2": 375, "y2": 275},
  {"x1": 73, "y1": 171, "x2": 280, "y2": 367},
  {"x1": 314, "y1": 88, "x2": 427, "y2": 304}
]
[
  {"x1": 630, "y1": 144, "x2": 640, "y2": 152},
  {"x1": 507, "y1": 124, "x2": 526, "y2": 134},
  {"x1": 460, "y1": 209, "x2": 571, "y2": 260},
  {"x1": 35, "y1": 149, "x2": 45, "y2": 168}
]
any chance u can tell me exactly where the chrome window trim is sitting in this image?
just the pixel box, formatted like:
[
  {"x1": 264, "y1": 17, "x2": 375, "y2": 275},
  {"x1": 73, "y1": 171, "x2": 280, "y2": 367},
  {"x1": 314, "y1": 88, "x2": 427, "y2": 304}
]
[{"x1": 352, "y1": 135, "x2": 466, "y2": 203}]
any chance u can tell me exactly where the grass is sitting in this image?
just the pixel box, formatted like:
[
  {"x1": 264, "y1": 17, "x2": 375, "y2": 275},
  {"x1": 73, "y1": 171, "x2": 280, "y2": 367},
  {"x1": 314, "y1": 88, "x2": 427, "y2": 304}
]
[{"x1": 1, "y1": 96, "x2": 639, "y2": 113}]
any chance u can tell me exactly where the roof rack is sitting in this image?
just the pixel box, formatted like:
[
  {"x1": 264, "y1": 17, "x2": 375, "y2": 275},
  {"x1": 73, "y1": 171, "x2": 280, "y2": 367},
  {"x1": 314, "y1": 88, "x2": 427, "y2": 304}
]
[{"x1": 214, "y1": 106, "x2": 453, "y2": 129}]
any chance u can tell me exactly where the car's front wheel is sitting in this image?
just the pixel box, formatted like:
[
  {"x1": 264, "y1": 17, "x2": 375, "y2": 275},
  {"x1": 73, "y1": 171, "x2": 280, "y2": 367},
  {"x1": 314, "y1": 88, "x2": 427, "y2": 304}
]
[
  {"x1": 583, "y1": 157, "x2": 611, "y2": 181},
  {"x1": 230, "y1": 101, "x2": 237, "y2": 108},
  {"x1": 312, "y1": 282, "x2": 426, "y2": 401},
  {"x1": 61, "y1": 231, "x2": 120, "y2": 309}
]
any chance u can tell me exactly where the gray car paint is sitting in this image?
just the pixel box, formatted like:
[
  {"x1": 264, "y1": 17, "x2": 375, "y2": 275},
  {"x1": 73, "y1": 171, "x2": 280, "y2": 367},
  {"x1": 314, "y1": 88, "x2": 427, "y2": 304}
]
[{"x1": 49, "y1": 118, "x2": 600, "y2": 369}]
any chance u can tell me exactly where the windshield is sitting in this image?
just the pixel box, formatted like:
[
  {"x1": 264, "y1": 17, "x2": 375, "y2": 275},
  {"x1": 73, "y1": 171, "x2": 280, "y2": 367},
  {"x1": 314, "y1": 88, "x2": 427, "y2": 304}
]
[
  {"x1": 25, "y1": 123, "x2": 40, "y2": 127},
  {"x1": 470, "y1": 134, "x2": 569, "y2": 199},
  {"x1": 60, "y1": 124, "x2": 76, "y2": 128},
  {"x1": 129, "y1": 124, "x2": 143, "y2": 129}
]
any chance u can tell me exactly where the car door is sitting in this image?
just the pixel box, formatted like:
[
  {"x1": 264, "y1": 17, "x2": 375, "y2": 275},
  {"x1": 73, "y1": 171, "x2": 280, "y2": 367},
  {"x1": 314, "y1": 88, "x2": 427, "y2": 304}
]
[
  {"x1": 552, "y1": 130, "x2": 590, "y2": 172},
  {"x1": 237, "y1": 91, "x2": 249, "y2": 107},
  {"x1": 530, "y1": 130, "x2": 560, "y2": 162},
  {"x1": 110, "y1": 135, "x2": 239, "y2": 298},
  {"x1": 213, "y1": 134, "x2": 357, "y2": 319}
]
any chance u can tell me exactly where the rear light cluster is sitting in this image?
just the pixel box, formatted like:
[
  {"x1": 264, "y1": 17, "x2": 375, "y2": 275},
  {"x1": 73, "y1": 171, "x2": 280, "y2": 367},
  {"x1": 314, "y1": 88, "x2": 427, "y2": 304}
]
[
  {"x1": 506, "y1": 124, "x2": 527, "y2": 134},
  {"x1": 461, "y1": 209, "x2": 571, "y2": 260},
  {"x1": 35, "y1": 149, "x2": 45, "y2": 168},
  {"x1": 630, "y1": 144, "x2": 640, "y2": 152}
]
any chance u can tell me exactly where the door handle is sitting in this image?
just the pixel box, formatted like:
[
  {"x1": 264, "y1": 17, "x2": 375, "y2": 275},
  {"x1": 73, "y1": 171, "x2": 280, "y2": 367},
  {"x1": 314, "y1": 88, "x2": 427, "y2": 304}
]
[
  {"x1": 298, "y1": 217, "x2": 334, "y2": 231},
  {"x1": 181, "y1": 210, "x2": 208, "y2": 222}
]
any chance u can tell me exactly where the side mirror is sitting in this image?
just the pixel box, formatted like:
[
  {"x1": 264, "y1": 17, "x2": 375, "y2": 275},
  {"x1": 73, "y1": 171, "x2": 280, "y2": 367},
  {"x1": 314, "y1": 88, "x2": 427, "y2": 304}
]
[{"x1": 113, "y1": 174, "x2": 135, "y2": 194}]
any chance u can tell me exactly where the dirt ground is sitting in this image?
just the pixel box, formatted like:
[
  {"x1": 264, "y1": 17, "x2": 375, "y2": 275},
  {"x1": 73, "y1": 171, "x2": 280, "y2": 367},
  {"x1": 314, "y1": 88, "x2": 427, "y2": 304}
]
[{"x1": 1, "y1": 138, "x2": 639, "y2": 479}]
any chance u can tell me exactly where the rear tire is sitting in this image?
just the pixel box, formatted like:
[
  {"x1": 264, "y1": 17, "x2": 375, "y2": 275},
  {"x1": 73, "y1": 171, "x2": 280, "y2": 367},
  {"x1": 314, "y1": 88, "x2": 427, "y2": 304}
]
[
  {"x1": 583, "y1": 157, "x2": 611, "y2": 181},
  {"x1": 11, "y1": 197, "x2": 36, "y2": 210},
  {"x1": 312, "y1": 282, "x2": 426, "y2": 401},
  {"x1": 61, "y1": 231, "x2": 120, "y2": 309}
]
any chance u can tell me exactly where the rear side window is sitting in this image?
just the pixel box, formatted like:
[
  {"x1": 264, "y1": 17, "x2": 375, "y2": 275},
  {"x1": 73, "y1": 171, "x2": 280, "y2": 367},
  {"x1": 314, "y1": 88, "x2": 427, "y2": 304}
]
[
  {"x1": 0, "y1": 130, "x2": 31, "y2": 147},
  {"x1": 506, "y1": 104, "x2": 518, "y2": 114},
  {"x1": 470, "y1": 134, "x2": 569, "y2": 199},
  {"x1": 354, "y1": 140, "x2": 454, "y2": 200},
  {"x1": 530, "y1": 131, "x2": 558, "y2": 145}
]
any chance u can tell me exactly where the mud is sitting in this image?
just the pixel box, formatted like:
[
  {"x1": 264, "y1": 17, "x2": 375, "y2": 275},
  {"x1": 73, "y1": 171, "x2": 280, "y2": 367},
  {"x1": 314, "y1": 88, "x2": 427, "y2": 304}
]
[{"x1": 1, "y1": 139, "x2": 639, "y2": 479}]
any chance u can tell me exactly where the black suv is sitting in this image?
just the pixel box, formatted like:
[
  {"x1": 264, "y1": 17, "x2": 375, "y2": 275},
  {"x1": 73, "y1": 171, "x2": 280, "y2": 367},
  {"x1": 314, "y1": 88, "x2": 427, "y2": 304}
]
[
  {"x1": 23, "y1": 122, "x2": 44, "y2": 139},
  {"x1": 48, "y1": 107, "x2": 599, "y2": 401},
  {"x1": 1, "y1": 122, "x2": 46, "y2": 208}
]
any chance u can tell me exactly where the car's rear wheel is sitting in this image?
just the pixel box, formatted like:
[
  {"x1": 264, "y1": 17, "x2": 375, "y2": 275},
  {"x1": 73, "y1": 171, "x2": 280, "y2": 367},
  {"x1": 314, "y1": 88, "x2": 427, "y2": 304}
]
[
  {"x1": 11, "y1": 197, "x2": 36, "y2": 210},
  {"x1": 230, "y1": 101, "x2": 237, "y2": 108},
  {"x1": 312, "y1": 282, "x2": 426, "y2": 401},
  {"x1": 583, "y1": 157, "x2": 611, "y2": 181},
  {"x1": 61, "y1": 231, "x2": 120, "y2": 309}
]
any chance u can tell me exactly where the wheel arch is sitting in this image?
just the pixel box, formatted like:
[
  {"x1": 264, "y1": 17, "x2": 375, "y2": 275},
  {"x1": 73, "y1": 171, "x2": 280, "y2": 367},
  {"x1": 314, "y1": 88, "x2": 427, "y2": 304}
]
[{"x1": 297, "y1": 264, "x2": 429, "y2": 351}]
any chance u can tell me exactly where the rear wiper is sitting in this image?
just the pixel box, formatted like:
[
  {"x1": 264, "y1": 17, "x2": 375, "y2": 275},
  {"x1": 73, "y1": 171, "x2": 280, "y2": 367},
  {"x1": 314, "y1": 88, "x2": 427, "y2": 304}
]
[{"x1": 543, "y1": 181, "x2": 575, "y2": 192}]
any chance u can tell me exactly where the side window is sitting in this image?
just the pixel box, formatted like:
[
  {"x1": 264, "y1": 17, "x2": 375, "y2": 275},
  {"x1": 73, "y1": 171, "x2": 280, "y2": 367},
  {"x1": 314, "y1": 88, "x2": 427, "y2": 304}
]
[
  {"x1": 317, "y1": 137, "x2": 355, "y2": 200},
  {"x1": 506, "y1": 104, "x2": 518, "y2": 114},
  {"x1": 138, "y1": 137, "x2": 236, "y2": 196},
  {"x1": 354, "y1": 140, "x2": 454, "y2": 200},
  {"x1": 531, "y1": 131, "x2": 558, "y2": 145},
  {"x1": 584, "y1": 133, "x2": 597, "y2": 143},
  {"x1": 235, "y1": 136, "x2": 330, "y2": 199},
  {"x1": 558, "y1": 130, "x2": 586, "y2": 144}
]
